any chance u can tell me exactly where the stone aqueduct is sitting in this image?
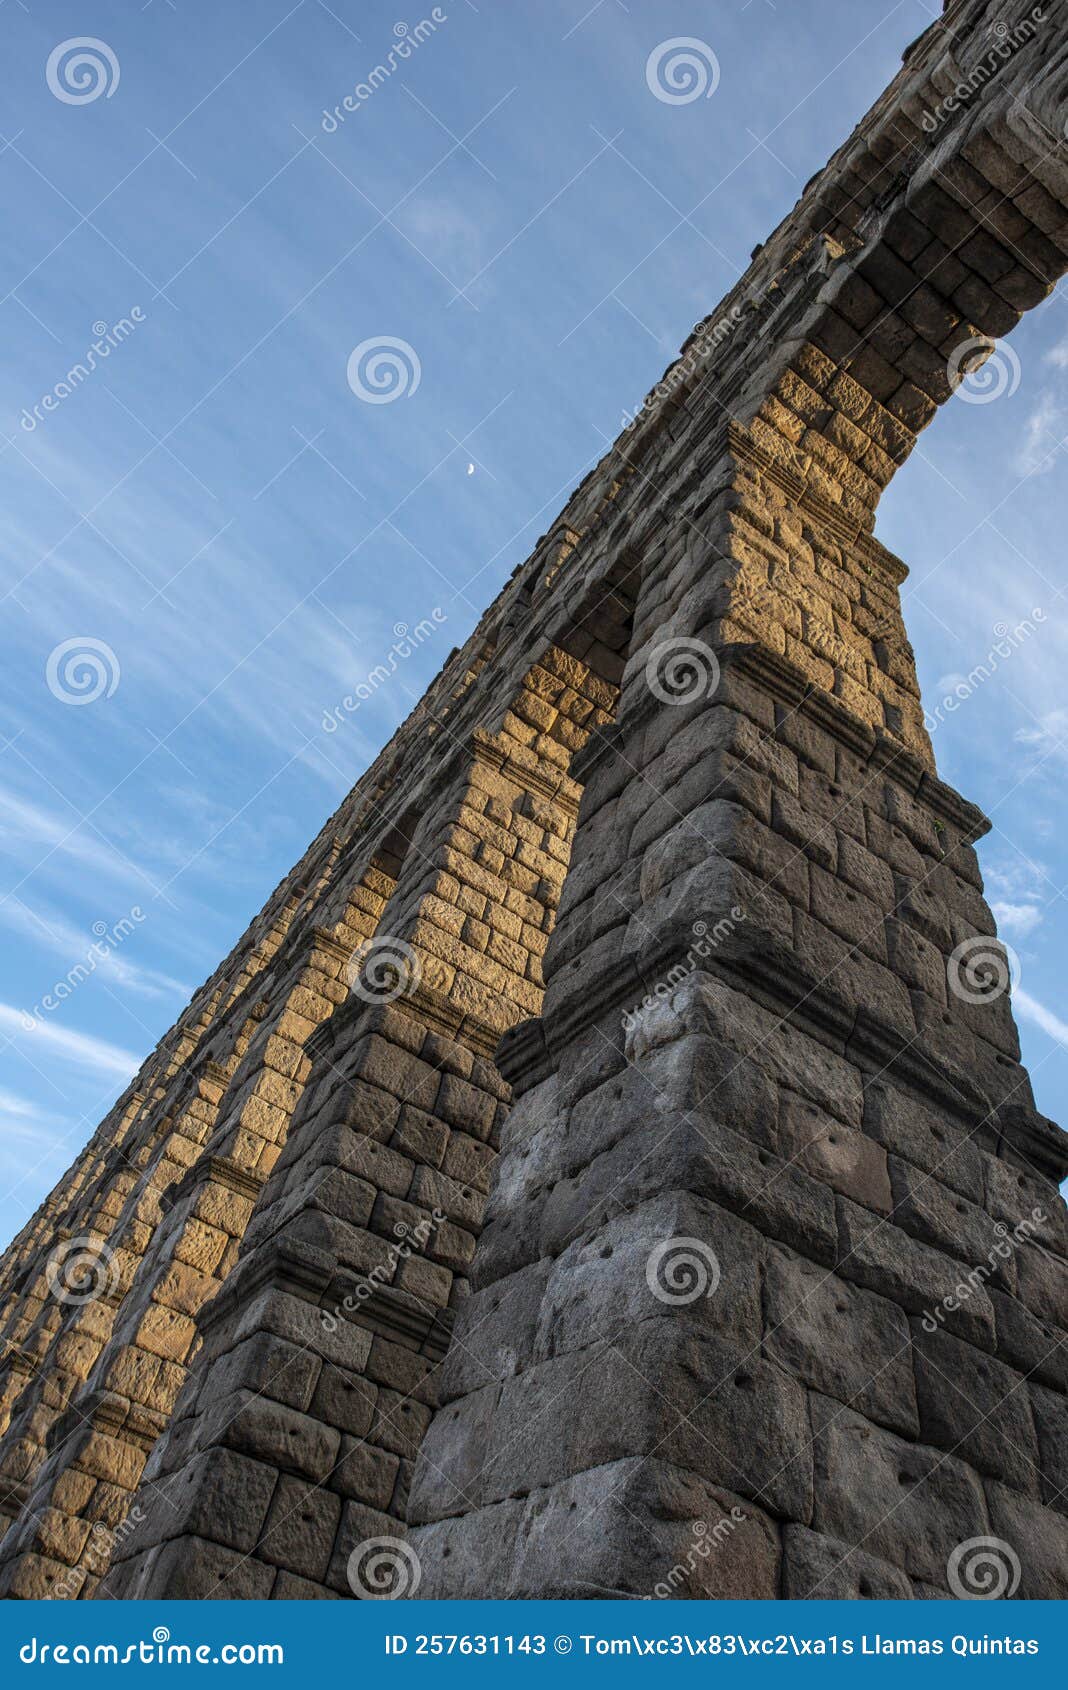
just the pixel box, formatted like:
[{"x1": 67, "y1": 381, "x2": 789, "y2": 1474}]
[{"x1": 1, "y1": 0, "x2": 1067, "y2": 1601}]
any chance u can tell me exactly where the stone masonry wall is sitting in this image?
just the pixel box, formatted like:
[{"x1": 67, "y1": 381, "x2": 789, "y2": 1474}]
[{"x1": 0, "y1": 0, "x2": 1066, "y2": 1601}]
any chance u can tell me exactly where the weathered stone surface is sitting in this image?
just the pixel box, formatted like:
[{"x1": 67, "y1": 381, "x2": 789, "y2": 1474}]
[
  {"x1": 1, "y1": 0, "x2": 1065, "y2": 1604},
  {"x1": 985, "y1": 1481, "x2": 1068, "y2": 1600},
  {"x1": 911, "y1": 1324, "x2": 1039, "y2": 1494},
  {"x1": 510, "y1": 1460, "x2": 781, "y2": 1600},
  {"x1": 862, "y1": 1083, "x2": 984, "y2": 1203},
  {"x1": 134, "y1": 1535, "x2": 276, "y2": 1600},
  {"x1": 488, "y1": 1322, "x2": 813, "y2": 1523},
  {"x1": 835, "y1": 1197, "x2": 995, "y2": 1349},
  {"x1": 258, "y1": 1475, "x2": 342, "y2": 1583},
  {"x1": 1030, "y1": 1384, "x2": 1068, "y2": 1517},
  {"x1": 137, "y1": 1446, "x2": 278, "y2": 1556},
  {"x1": 534, "y1": 1192, "x2": 765, "y2": 1358},
  {"x1": 215, "y1": 1394, "x2": 340, "y2": 1485},
  {"x1": 764, "y1": 1248, "x2": 917, "y2": 1437},
  {"x1": 410, "y1": 1497, "x2": 527, "y2": 1599},
  {"x1": 810, "y1": 1395, "x2": 988, "y2": 1587},
  {"x1": 781, "y1": 1524, "x2": 912, "y2": 1600}
]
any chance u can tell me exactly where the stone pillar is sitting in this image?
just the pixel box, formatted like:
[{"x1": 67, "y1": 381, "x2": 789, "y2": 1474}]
[
  {"x1": 412, "y1": 626, "x2": 1068, "y2": 1594},
  {"x1": 0, "y1": 875, "x2": 389, "y2": 1599},
  {"x1": 407, "y1": 19, "x2": 1068, "y2": 1596},
  {"x1": 0, "y1": 949, "x2": 270, "y2": 1550},
  {"x1": 2, "y1": 0, "x2": 1066, "y2": 1607},
  {"x1": 0, "y1": 922, "x2": 281, "y2": 1460},
  {"x1": 100, "y1": 652, "x2": 618, "y2": 1598}
]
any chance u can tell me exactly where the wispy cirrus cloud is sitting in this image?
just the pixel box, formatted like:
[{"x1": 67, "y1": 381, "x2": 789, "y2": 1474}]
[
  {"x1": 0, "y1": 784, "x2": 161, "y2": 896},
  {"x1": 0, "y1": 895, "x2": 190, "y2": 1001},
  {"x1": 0, "y1": 1002, "x2": 139, "y2": 1083},
  {"x1": 1014, "y1": 987, "x2": 1068, "y2": 1048},
  {"x1": 1013, "y1": 391, "x2": 1063, "y2": 479}
]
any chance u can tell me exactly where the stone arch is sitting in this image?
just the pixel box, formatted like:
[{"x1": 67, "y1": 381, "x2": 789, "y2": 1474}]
[{"x1": 0, "y1": 0, "x2": 1065, "y2": 1603}]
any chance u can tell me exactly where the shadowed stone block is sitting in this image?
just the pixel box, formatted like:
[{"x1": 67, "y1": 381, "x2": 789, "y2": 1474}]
[{"x1": 3, "y1": 0, "x2": 1068, "y2": 1604}]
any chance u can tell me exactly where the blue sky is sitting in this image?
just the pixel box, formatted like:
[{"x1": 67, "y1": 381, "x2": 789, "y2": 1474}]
[{"x1": 0, "y1": 0, "x2": 1066, "y2": 1251}]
